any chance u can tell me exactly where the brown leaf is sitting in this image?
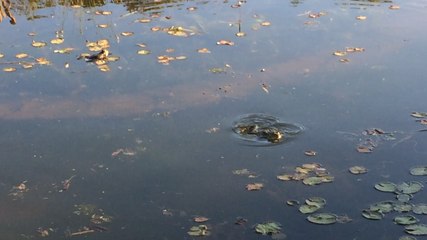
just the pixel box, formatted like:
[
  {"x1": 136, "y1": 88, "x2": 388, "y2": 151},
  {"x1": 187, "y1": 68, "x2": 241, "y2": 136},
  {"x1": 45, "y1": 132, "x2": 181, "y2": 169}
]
[{"x1": 246, "y1": 183, "x2": 263, "y2": 191}]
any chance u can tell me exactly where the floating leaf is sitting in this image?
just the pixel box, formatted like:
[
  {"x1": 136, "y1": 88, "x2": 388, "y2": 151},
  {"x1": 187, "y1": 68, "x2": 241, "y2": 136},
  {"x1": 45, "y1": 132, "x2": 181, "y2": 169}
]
[
  {"x1": 121, "y1": 32, "x2": 134, "y2": 37},
  {"x1": 397, "y1": 194, "x2": 412, "y2": 203},
  {"x1": 151, "y1": 26, "x2": 161, "y2": 32},
  {"x1": 0, "y1": 53, "x2": 4, "y2": 58},
  {"x1": 136, "y1": 18, "x2": 151, "y2": 23},
  {"x1": 97, "y1": 24, "x2": 109, "y2": 28},
  {"x1": 31, "y1": 41, "x2": 47, "y2": 48},
  {"x1": 286, "y1": 200, "x2": 300, "y2": 206},
  {"x1": 187, "y1": 225, "x2": 210, "y2": 236},
  {"x1": 299, "y1": 204, "x2": 320, "y2": 214},
  {"x1": 410, "y1": 166, "x2": 427, "y2": 176},
  {"x1": 3, "y1": 67, "x2": 16, "y2": 72},
  {"x1": 260, "y1": 21, "x2": 271, "y2": 26},
  {"x1": 412, "y1": 204, "x2": 427, "y2": 215},
  {"x1": 50, "y1": 38, "x2": 64, "y2": 44},
  {"x1": 370, "y1": 201, "x2": 395, "y2": 213},
  {"x1": 362, "y1": 209, "x2": 384, "y2": 220},
  {"x1": 246, "y1": 183, "x2": 263, "y2": 191},
  {"x1": 304, "y1": 150, "x2": 317, "y2": 156},
  {"x1": 405, "y1": 224, "x2": 427, "y2": 236},
  {"x1": 97, "y1": 65, "x2": 110, "y2": 72},
  {"x1": 411, "y1": 112, "x2": 427, "y2": 118},
  {"x1": 399, "y1": 236, "x2": 417, "y2": 240},
  {"x1": 394, "y1": 215, "x2": 419, "y2": 225},
  {"x1": 137, "y1": 49, "x2": 151, "y2": 55},
  {"x1": 307, "y1": 213, "x2": 337, "y2": 225},
  {"x1": 254, "y1": 222, "x2": 281, "y2": 235},
  {"x1": 396, "y1": 182, "x2": 423, "y2": 194},
  {"x1": 21, "y1": 63, "x2": 34, "y2": 69},
  {"x1": 16, "y1": 53, "x2": 29, "y2": 59},
  {"x1": 333, "y1": 51, "x2": 347, "y2": 57},
  {"x1": 216, "y1": 40, "x2": 234, "y2": 46},
  {"x1": 197, "y1": 48, "x2": 211, "y2": 53},
  {"x1": 95, "y1": 10, "x2": 112, "y2": 15},
  {"x1": 194, "y1": 216, "x2": 209, "y2": 223},
  {"x1": 305, "y1": 197, "x2": 326, "y2": 208},
  {"x1": 357, "y1": 145, "x2": 373, "y2": 153},
  {"x1": 349, "y1": 166, "x2": 368, "y2": 174},
  {"x1": 235, "y1": 32, "x2": 246, "y2": 37},
  {"x1": 303, "y1": 176, "x2": 333, "y2": 186},
  {"x1": 277, "y1": 174, "x2": 293, "y2": 181},
  {"x1": 356, "y1": 15, "x2": 367, "y2": 20},
  {"x1": 394, "y1": 202, "x2": 413, "y2": 213},
  {"x1": 389, "y1": 5, "x2": 400, "y2": 10},
  {"x1": 36, "y1": 57, "x2": 50, "y2": 65},
  {"x1": 374, "y1": 181, "x2": 397, "y2": 192},
  {"x1": 393, "y1": 202, "x2": 413, "y2": 212},
  {"x1": 232, "y1": 169, "x2": 251, "y2": 175}
]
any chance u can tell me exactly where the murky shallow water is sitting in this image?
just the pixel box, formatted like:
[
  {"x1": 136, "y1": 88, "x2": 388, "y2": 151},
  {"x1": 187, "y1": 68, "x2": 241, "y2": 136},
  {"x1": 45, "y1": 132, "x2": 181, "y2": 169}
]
[{"x1": 1, "y1": 0, "x2": 427, "y2": 239}]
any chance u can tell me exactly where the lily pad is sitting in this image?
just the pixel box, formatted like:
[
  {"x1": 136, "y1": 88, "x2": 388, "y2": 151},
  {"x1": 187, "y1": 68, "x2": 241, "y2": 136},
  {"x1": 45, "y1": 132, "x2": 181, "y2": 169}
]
[
  {"x1": 412, "y1": 204, "x2": 427, "y2": 215},
  {"x1": 307, "y1": 213, "x2": 337, "y2": 225},
  {"x1": 405, "y1": 224, "x2": 427, "y2": 236},
  {"x1": 410, "y1": 166, "x2": 427, "y2": 176},
  {"x1": 362, "y1": 209, "x2": 384, "y2": 220},
  {"x1": 303, "y1": 176, "x2": 333, "y2": 186},
  {"x1": 394, "y1": 215, "x2": 419, "y2": 225},
  {"x1": 299, "y1": 204, "x2": 320, "y2": 214},
  {"x1": 254, "y1": 222, "x2": 281, "y2": 235},
  {"x1": 399, "y1": 236, "x2": 417, "y2": 240},
  {"x1": 305, "y1": 197, "x2": 326, "y2": 208},
  {"x1": 396, "y1": 182, "x2": 423, "y2": 194},
  {"x1": 374, "y1": 181, "x2": 397, "y2": 192},
  {"x1": 397, "y1": 194, "x2": 413, "y2": 203},
  {"x1": 370, "y1": 201, "x2": 395, "y2": 213},
  {"x1": 349, "y1": 166, "x2": 368, "y2": 174},
  {"x1": 394, "y1": 202, "x2": 413, "y2": 213},
  {"x1": 188, "y1": 225, "x2": 210, "y2": 236}
]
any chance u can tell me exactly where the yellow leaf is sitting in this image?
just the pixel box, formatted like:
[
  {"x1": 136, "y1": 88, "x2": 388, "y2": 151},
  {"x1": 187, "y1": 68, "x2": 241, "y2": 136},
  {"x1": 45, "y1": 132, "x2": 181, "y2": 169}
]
[
  {"x1": 15, "y1": 53, "x2": 29, "y2": 59},
  {"x1": 3, "y1": 67, "x2": 16, "y2": 72},
  {"x1": 31, "y1": 41, "x2": 47, "y2": 48},
  {"x1": 50, "y1": 38, "x2": 64, "y2": 44}
]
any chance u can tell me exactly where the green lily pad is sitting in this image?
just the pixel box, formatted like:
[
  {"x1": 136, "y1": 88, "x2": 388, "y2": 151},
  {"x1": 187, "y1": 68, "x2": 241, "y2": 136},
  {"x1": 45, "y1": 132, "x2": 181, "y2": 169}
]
[
  {"x1": 307, "y1": 213, "x2": 337, "y2": 225},
  {"x1": 394, "y1": 202, "x2": 413, "y2": 212},
  {"x1": 398, "y1": 236, "x2": 417, "y2": 240},
  {"x1": 374, "y1": 181, "x2": 397, "y2": 193},
  {"x1": 394, "y1": 215, "x2": 419, "y2": 225},
  {"x1": 405, "y1": 224, "x2": 427, "y2": 236},
  {"x1": 362, "y1": 209, "x2": 384, "y2": 220},
  {"x1": 410, "y1": 166, "x2": 427, "y2": 176},
  {"x1": 255, "y1": 222, "x2": 281, "y2": 235},
  {"x1": 305, "y1": 197, "x2": 326, "y2": 208},
  {"x1": 397, "y1": 194, "x2": 413, "y2": 203},
  {"x1": 396, "y1": 182, "x2": 423, "y2": 194},
  {"x1": 187, "y1": 225, "x2": 210, "y2": 236},
  {"x1": 299, "y1": 204, "x2": 320, "y2": 214},
  {"x1": 412, "y1": 204, "x2": 427, "y2": 215},
  {"x1": 370, "y1": 201, "x2": 395, "y2": 213},
  {"x1": 302, "y1": 176, "x2": 334, "y2": 186}
]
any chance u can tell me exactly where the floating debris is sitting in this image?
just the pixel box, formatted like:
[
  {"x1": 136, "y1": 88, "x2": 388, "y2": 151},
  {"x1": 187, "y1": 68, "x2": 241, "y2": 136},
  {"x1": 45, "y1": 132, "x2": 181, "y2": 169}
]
[
  {"x1": 121, "y1": 31, "x2": 134, "y2": 36},
  {"x1": 356, "y1": 15, "x2": 367, "y2": 20},
  {"x1": 389, "y1": 5, "x2": 400, "y2": 10},
  {"x1": 59, "y1": 175, "x2": 76, "y2": 192}
]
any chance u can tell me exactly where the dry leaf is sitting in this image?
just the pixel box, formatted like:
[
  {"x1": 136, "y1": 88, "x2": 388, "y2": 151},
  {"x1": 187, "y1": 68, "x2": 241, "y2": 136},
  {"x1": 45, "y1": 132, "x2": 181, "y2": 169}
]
[
  {"x1": 121, "y1": 32, "x2": 134, "y2": 37},
  {"x1": 304, "y1": 150, "x2": 317, "y2": 156},
  {"x1": 235, "y1": 32, "x2": 246, "y2": 37},
  {"x1": 356, "y1": 15, "x2": 367, "y2": 20},
  {"x1": 50, "y1": 38, "x2": 64, "y2": 44},
  {"x1": 15, "y1": 53, "x2": 28, "y2": 59},
  {"x1": 216, "y1": 40, "x2": 235, "y2": 46},
  {"x1": 197, "y1": 48, "x2": 211, "y2": 53},
  {"x1": 356, "y1": 145, "x2": 373, "y2": 153},
  {"x1": 246, "y1": 183, "x2": 263, "y2": 191},
  {"x1": 97, "y1": 65, "x2": 110, "y2": 72},
  {"x1": 389, "y1": 5, "x2": 400, "y2": 10},
  {"x1": 333, "y1": 51, "x2": 347, "y2": 56},
  {"x1": 97, "y1": 24, "x2": 109, "y2": 28},
  {"x1": 260, "y1": 21, "x2": 271, "y2": 26},
  {"x1": 31, "y1": 41, "x2": 47, "y2": 48},
  {"x1": 194, "y1": 216, "x2": 209, "y2": 223},
  {"x1": 3, "y1": 67, "x2": 16, "y2": 72}
]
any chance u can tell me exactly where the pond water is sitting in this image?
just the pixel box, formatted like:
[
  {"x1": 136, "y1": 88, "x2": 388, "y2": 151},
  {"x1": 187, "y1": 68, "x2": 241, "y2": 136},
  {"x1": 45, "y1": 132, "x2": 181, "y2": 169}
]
[{"x1": 1, "y1": 0, "x2": 427, "y2": 239}]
